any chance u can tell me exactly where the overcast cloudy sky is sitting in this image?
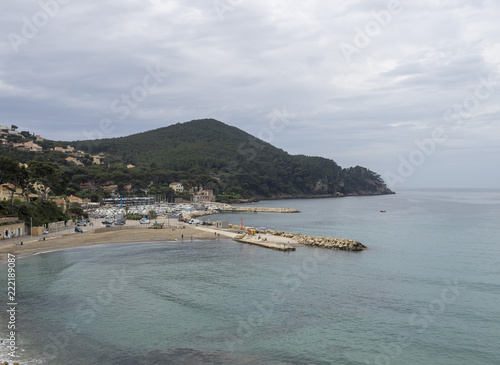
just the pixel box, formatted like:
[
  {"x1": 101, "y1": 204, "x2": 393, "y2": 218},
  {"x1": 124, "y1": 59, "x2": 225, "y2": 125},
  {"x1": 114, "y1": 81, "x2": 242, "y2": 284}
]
[{"x1": 1, "y1": 0, "x2": 499, "y2": 189}]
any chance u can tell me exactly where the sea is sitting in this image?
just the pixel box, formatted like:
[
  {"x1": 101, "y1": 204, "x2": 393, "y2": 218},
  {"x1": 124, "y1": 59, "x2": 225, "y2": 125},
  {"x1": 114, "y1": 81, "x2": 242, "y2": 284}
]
[{"x1": 1, "y1": 188, "x2": 499, "y2": 365}]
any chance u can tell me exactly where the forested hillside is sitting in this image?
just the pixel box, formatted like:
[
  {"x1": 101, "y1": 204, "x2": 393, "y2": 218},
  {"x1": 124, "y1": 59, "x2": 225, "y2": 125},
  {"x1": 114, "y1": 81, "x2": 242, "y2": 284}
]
[
  {"x1": 0, "y1": 119, "x2": 393, "y2": 200},
  {"x1": 62, "y1": 119, "x2": 393, "y2": 199}
]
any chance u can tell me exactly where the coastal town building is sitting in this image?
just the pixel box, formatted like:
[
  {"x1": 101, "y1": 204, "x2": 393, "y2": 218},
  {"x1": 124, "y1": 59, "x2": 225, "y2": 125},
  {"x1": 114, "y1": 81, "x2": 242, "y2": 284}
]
[
  {"x1": 193, "y1": 189, "x2": 215, "y2": 203},
  {"x1": 52, "y1": 198, "x2": 67, "y2": 212},
  {"x1": 127, "y1": 164, "x2": 135, "y2": 169},
  {"x1": 67, "y1": 195, "x2": 83, "y2": 204},
  {"x1": 169, "y1": 182, "x2": 184, "y2": 193},
  {"x1": 0, "y1": 217, "x2": 25, "y2": 240},
  {"x1": 65, "y1": 156, "x2": 84, "y2": 165},
  {"x1": 17, "y1": 140, "x2": 43, "y2": 152},
  {"x1": 103, "y1": 184, "x2": 118, "y2": 193},
  {"x1": 0, "y1": 184, "x2": 23, "y2": 201}
]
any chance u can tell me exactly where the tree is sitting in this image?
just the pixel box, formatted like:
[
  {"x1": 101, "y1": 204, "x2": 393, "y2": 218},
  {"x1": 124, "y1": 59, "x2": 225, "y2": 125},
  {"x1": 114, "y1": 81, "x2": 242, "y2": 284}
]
[
  {"x1": 7, "y1": 165, "x2": 29, "y2": 205},
  {"x1": 11, "y1": 125, "x2": 18, "y2": 131},
  {"x1": 29, "y1": 161, "x2": 68, "y2": 202},
  {"x1": 0, "y1": 156, "x2": 19, "y2": 184},
  {"x1": 67, "y1": 202, "x2": 85, "y2": 219},
  {"x1": 6, "y1": 134, "x2": 22, "y2": 143}
]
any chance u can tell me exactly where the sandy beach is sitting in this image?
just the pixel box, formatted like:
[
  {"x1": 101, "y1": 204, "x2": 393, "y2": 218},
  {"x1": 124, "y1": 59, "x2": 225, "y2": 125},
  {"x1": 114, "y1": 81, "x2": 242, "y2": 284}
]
[
  {"x1": 0, "y1": 224, "x2": 224, "y2": 261},
  {"x1": 0, "y1": 221, "x2": 299, "y2": 261}
]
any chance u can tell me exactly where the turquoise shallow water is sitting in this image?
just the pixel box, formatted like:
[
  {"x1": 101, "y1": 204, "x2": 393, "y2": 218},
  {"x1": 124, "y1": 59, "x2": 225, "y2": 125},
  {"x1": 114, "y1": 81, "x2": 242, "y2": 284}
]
[{"x1": 1, "y1": 189, "x2": 500, "y2": 364}]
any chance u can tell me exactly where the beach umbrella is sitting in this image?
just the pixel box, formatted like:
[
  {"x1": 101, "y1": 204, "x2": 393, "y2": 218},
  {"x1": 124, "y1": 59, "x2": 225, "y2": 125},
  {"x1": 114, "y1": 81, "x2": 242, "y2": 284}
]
[{"x1": 258, "y1": 227, "x2": 267, "y2": 230}]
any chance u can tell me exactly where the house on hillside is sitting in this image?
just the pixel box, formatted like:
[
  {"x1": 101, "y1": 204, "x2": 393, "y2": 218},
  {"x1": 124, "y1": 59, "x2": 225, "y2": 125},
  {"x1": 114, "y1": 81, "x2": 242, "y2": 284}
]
[
  {"x1": 92, "y1": 155, "x2": 101, "y2": 164},
  {"x1": 68, "y1": 195, "x2": 83, "y2": 205},
  {"x1": 35, "y1": 135, "x2": 45, "y2": 141},
  {"x1": 193, "y1": 189, "x2": 215, "y2": 203},
  {"x1": 103, "y1": 185, "x2": 118, "y2": 193},
  {"x1": 127, "y1": 164, "x2": 135, "y2": 169},
  {"x1": 0, "y1": 184, "x2": 23, "y2": 201},
  {"x1": 52, "y1": 198, "x2": 67, "y2": 212},
  {"x1": 18, "y1": 141, "x2": 42, "y2": 152},
  {"x1": 80, "y1": 182, "x2": 97, "y2": 191},
  {"x1": 169, "y1": 182, "x2": 184, "y2": 193},
  {"x1": 65, "y1": 156, "x2": 84, "y2": 166}
]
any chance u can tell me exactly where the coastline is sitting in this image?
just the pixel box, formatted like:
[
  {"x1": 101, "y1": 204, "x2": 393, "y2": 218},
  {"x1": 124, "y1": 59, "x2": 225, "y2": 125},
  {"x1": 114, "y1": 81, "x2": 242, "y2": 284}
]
[
  {"x1": 0, "y1": 221, "x2": 302, "y2": 261},
  {"x1": 0, "y1": 199, "x2": 367, "y2": 261},
  {"x1": 223, "y1": 190, "x2": 396, "y2": 204},
  {"x1": 0, "y1": 225, "x2": 222, "y2": 261}
]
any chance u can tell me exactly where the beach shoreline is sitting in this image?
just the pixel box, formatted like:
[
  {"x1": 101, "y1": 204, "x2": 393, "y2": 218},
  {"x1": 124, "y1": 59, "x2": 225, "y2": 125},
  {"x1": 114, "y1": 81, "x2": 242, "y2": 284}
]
[
  {"x1": 0, "y1": 221, "x2": 302, "y2": 261},
  {"x1": 0, "y1": 224, "x2": 230, "y2": 261}
]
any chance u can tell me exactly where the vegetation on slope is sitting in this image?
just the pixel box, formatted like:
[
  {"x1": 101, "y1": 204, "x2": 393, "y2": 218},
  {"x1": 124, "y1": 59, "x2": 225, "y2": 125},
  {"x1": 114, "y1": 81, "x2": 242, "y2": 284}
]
[{"x1": 1, "y1": 119, "x2": 393, "y2": 201}]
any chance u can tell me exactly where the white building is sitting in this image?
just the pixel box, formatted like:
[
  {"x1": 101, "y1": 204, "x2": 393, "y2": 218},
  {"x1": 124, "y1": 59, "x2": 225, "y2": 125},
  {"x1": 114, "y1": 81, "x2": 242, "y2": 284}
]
[{"x1": 169, "y1": 182, "x2": 184, "y2": 193}]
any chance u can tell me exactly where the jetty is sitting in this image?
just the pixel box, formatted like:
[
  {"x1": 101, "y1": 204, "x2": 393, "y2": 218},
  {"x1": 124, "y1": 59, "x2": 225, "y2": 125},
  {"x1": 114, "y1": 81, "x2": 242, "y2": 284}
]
[
  {"x1": 233, "y1": 234, "x2": 296, "y2": 251},
  {"x1": 184, "y1": 203, "x2": 366, "y2": 252},
  {"x1": 219, "y1": 206, "x2": 300, "y2": 214},
  {"x1": 229, "y1": 225, "x2": 367, "y2": 251},
  {"x1": 182, "y1": 205, "x2": 299, "y2": 221}
]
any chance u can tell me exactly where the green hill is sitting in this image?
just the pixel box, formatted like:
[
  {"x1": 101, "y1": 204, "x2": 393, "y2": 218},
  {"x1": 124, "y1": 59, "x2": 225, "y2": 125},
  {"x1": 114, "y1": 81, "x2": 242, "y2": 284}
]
[{"x1": 64, "y1": 119, "x2": 393, "y2": 199}]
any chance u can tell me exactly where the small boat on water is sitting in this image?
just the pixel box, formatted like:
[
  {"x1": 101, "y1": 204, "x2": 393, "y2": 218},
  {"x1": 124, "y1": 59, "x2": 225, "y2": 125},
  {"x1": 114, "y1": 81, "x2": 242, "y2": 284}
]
[{"x1": 380, "y1": 210, "x2": 386, "y2": 213}]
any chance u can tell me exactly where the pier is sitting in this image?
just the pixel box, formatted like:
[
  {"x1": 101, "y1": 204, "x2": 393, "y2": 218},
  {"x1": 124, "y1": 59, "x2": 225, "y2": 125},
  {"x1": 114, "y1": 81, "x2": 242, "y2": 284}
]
[{"x1": 233, "y1": 234, "x2": 296, "y2": 251}]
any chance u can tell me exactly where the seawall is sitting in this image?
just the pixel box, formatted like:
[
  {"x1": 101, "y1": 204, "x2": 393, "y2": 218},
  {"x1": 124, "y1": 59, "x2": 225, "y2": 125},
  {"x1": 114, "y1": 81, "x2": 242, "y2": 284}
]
[{"x1": 182, "y1": 205, "x2": 299, "y2": 221}]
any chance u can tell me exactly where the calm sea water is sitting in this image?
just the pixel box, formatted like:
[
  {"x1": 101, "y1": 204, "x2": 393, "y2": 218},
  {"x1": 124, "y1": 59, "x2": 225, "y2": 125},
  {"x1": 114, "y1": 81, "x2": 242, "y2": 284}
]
[{"x1": 1, "y1": 189, "x2": 499, "y2": 364}]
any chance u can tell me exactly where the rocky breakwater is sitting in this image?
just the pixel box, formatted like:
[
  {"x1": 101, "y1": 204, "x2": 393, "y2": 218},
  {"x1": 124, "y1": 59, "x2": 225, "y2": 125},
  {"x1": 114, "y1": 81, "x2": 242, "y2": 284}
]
[
  {"x1": 183, "y1": 210, "x2": 219, "y2": 220},
  {"x1": 183, "y1": 204, "x2": 299, "y2": 220},
  {"x1": 220, "y1": 206, "x2": 300, "y2": 213},
  {"x1": 229, "y1": 225, "x2": 367, "y2": 251},
  {"x1": 293, "y1": 234, "x2": 367, "y2": 251}
]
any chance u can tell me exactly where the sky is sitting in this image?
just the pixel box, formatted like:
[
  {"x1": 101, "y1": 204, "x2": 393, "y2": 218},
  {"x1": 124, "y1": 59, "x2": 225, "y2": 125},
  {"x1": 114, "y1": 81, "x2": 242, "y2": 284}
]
[{"x1": 1, "y1": 0, "x2": 500, "y2": 189}]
